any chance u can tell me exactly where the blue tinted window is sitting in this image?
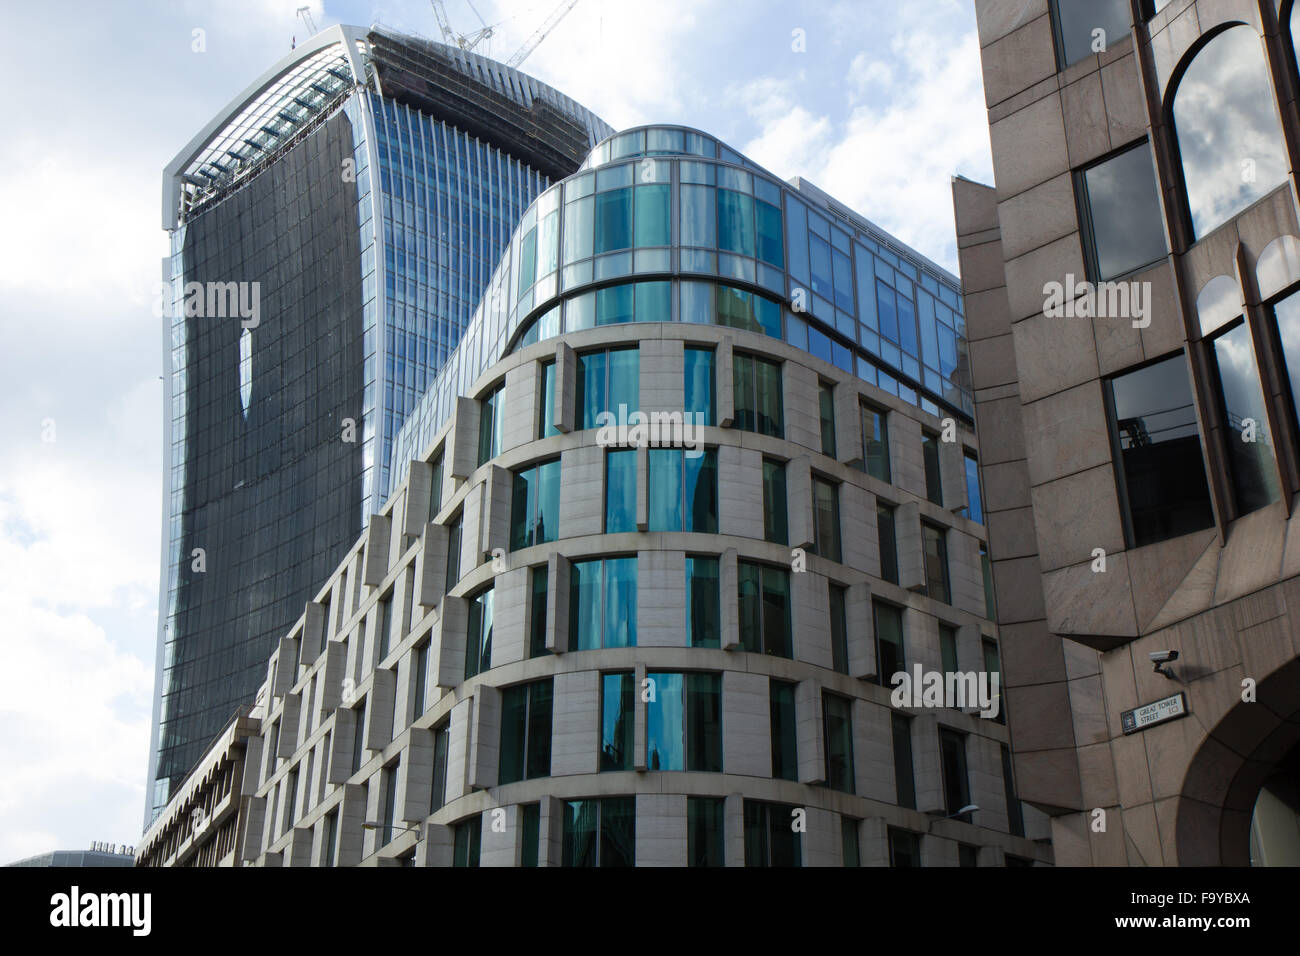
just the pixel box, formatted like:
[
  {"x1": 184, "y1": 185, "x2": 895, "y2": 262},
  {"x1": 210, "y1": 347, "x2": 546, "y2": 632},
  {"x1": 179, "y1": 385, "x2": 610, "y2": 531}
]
[
  {"x1": 569, "y1": 557, "x2": 638, "y2": 651},
  {"x1": 810, "y1": 234, "x2": 833, "y2": 300},
  {"x1": 964, "y1": 453, "x2": 983, "y2": 524},
  {"x1": 832, "y1": 249, "x2": 854, "y2": 312},
  {"x1": 756, "y1": 200, "x2": 784, "y2": 268},
  {"x1": 897, "y1": 292, "x2": 918, "y2": 356},
  {"x1": 684, "y1": 347, "x2": 715, "y2": 426},
  {"x1": 595, "y1": 188, "x2": 632, "y2": 253},
  {"x1": 634, "y1": 184, "x2": 670, "y2": 247},
  {"x1": 596, "y1": 284, "x2": 634, "y2": 324},
  {"x1": 686, "y1": 556, "x2": 721, "y2": 648},
  {"x1": 680, "y1": 184, "x2": 715, "y2": 247},
  {"x1": 605, "y1": 450, "x2": 637, "y2": 533},
  {"x1": 786, "y1": 200, "x2": 809, "y2": 285},
  {"x1": 635, "y1": 281, "x2": 671, "y2": 321},
  {"x1": 717, "y1": 189, "x2": 755, "y2": 258},
  {"x1": 877, "y1": 280, "x2": 898, "y2": 343}
]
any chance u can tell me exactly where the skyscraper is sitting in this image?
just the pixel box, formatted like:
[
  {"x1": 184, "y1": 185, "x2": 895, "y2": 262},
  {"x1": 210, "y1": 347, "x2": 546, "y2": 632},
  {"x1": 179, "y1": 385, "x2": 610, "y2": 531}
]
[{"x1": 148, "y1": 24, "x2": 611, "y2": 825}]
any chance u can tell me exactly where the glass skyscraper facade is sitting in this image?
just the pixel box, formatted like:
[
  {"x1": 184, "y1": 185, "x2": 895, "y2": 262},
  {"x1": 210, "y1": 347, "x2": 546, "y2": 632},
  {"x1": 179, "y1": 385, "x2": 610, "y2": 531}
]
[{"x1": 147, "y1": 25, "x2": 610, "y2": 824}]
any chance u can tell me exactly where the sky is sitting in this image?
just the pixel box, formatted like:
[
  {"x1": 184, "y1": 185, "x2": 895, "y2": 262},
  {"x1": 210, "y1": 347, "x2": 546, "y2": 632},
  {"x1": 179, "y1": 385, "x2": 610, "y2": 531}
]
[{"x1": 0, "y1": 0, "x2": 992, "y2": 861}]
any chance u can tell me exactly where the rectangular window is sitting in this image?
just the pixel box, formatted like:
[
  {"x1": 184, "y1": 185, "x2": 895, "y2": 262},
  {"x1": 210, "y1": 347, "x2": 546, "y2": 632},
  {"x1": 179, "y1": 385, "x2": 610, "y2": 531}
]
[
  {"x1": 841, "y1": 817, "x2": 861, "y2": 867},
  {"x1": 604, "y1": 449, "x2": 637, "y2": 534},
  {"x1": 959, "y1": 844, "x2": 979, "y2": 868},
  {"x1": 738, "y1": 561, "x2": 792, "y2": 658},
  {"x1": 464, "y1": 586, "x2": 494, "y2": 680},
  {"x1": 510, "y1": 459, "x2": 561, "y2": 551},
  {"x1": 596, "y1": 284, "x2": 634, "y2": 325},
  {"x1": 981, "y1": 543, "x2": 996, "y2": 620},
  {"x1": 770, "y1": 679, "x2": 798, "y2": 781},
  {"x1": 940, "y1": 728, "x2": 971, "y2": 818},
  {"x1": 376, "y1": 591, "x2": 393, "y2": 661},
  {"x1": 734, "y1": 352, "x2": 784, "y2": 437},
  {"x1": 983, "y1": 639, "x2": 1006, "y2": 724},
  {"x1": 569, "y1": 557, "x2": 638, "y2": 650},
  {"x1": 562, "y1": 797, "x2": 635, "y2": 867},
  {"x1": 412, "y1": 641, "x2": 429, "y2": 718},
  {"x1": 452, "y1": 816, "x2": 481, "y2": 867},
  {"x1": 1002, "y1": 744, "x2": 1025, "y2": 837},
  {"x1": 892, "y1": 713, "x2": 916, "y2": 809},
  {"x1": 756, "y1": 199, "x2": 784, "y2": 267},
  {"x1": 862, "y1": 405, "x2": 891, "y2": 482},
  {"x1": 594, "y1": 187, "x2": 632, "y2": 253},
  {"x1": 576, "y1": 347, "x2": 639, "y2": 431},
  {"x1": 822, "y1": 693, "x2": 855, "y2": 794},
  {"x1": 528, "y1": 565, "x2": 549, "y2": 658},
  {"x1": 811, "y1": 476, "x2": 841, "y2": 562},
  {"x1": 743, "y1": 800, "x2": 802, "y2": 867},
  {"x1": 762, "y1": 458, "x2": 788, "y2": 545},
  {"x1": 877, "y1": 502, "x2": 898, "y2": 584},
  {"x1": 429, "y1": 453, "x2": 444, "y2": 518},
  {"x1": 810, "y1": 233, "x2": 833, "y2": 300},
  {"x1": 322, "y1": 810, "x2": 338, "y2": 866},
  {"x1": 922, "y1": 523, "x2": 951, "y2": 604},
  {"x1": 600, "y1": 672, "x2": 634, "y2": 771},
  {"x1": 649, "y1": 449, "x2": 718, "y2": 532},
  {"x1": 445, "y1": 513, "x2": 462, "y2": 592},
  {"x1": 646, "y1": 672, "x2": 722, "y2": 772},
  {"x1": 1272, "y1": 289, "x2": 1300, "y2": 446},
  {"x1": 828, "y1": 583, "x2": 848, "y2": 675},
  {"x1": 717, "y1": 188, "x2": 755, "y2": 257},
  {"x1": 285, "y1": 767, "x2": 299, "y2": 830},
  {"x1": 634, "y1": 183, "x2": 670, "y2": 247},
  {"x1": 517, "y1": 227, "x2": 537, "y2": 299},
  {"x1": 521, "y1": 803, "x2": 541, "y2": 867},
  {"x1": 350, "y1": 704, "x2": 366, "y2": 774},
  {"x1": 1077, "y1": 140, "x2": 1168, "y2": 281},
  {"x1": 684, "y1": 346, "x2": 716, "y2": 426},
  {"x1": 921, "y1": 429, "x2": 942, "y2": 505},
  {"x1": 818, "y1": 381, "x2": 837, "y2": 457},
  {"x1": 477, "y1": 385, "x2": 503, "y2": 467},
  {"x1": 963, "y1": 452, "x2": 983, "y2": 524},
  {"x1": 888, "y1": 828, "x2": 921, "y2": 867},
  {"x1": 686, "y1": 555, "x2": 721, "y2": 648},
  {"x1": 680, "y1": 183, "x2": 716, "y2": 248},
  {"x1": 688, "y1": 796, "x2": 725, "y2": 867},
  {"x1": 939, "y1": 623, "x2": 959, "y2": 675},
  {"x1": 538, "y1": 361, "x2": 559, "y2": 439},
  {"x1": 380, "y1": 763, "x2": 397, "y2": 845},
  {"x1": 1050, "y1": 0, "x2": 1133, "y2": 67},
  {"x1": 1105, "y1": 352, "x2": 1214, "y2": 547},
  {"x1": 430, "y1": 725, "x2": 449, "y2": 813},
  {"x1": 874, "y1": 601, "x2": 904, "y2": 685},
  {"x1": 498, "y1": 678, "x2": 553, "y2": 785}
]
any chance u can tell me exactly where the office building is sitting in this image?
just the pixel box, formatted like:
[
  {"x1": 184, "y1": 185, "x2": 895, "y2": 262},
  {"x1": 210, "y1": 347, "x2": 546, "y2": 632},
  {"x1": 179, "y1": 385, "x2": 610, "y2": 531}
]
[
  {"x1": 147, "y1": 24, "x2": 611, "y2": 824},
  {"x1": 953, "y1": 0, "x2": 1300, "y2": 864},
  {"x1": 220, "y1": 124, "x2": 1048, "y2": 866}
]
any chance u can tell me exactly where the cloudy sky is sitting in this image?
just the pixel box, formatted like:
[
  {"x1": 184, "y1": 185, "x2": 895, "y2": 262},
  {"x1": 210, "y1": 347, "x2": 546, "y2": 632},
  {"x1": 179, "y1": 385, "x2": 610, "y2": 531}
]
[{"x1": 0, "y1": 0, "x2": 991, "y2": 860}]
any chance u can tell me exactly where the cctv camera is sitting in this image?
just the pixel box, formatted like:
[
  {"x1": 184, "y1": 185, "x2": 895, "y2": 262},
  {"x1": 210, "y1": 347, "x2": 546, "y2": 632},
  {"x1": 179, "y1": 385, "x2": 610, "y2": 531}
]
[{"x1": 1149, "y1": 650, "x2": 1179, "y2": 664}]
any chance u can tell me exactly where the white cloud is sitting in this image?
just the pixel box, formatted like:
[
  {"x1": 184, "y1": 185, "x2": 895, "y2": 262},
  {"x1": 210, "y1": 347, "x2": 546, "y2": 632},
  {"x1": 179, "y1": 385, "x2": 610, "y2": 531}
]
[{"x1": 734, "y1": 17, "x2": 993, "y2": 272}]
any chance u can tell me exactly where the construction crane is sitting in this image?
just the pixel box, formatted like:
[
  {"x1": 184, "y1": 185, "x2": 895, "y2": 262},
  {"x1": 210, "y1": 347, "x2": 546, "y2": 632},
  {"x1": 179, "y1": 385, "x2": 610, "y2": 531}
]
[
  {"x1": 507, "y1": 0, "x2": 580, "y2": 68},
  {"x1": 430, "y1": 0, "x2": 496, "y2": 52},
  {"x1": 296, "y1": 6, "x2": 317, "y2": 36}
]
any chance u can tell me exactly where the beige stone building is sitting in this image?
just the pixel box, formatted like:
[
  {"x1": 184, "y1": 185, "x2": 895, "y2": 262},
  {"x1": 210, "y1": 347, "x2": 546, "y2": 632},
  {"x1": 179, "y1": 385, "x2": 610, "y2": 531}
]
[{"x1": 954, "y1": 0, "x2": 1300, "y2": 865}]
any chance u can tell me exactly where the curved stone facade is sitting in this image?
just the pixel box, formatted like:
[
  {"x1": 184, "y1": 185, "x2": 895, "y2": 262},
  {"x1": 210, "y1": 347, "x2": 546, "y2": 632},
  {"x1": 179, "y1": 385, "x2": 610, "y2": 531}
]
[{"x1": 238, "y1": 127, "x2": 1049, "y2": 866}]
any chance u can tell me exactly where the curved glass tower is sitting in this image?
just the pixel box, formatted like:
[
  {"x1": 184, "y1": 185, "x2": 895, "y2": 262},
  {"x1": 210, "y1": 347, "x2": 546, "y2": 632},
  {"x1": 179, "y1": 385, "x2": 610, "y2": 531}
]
[
  {"x1": 227, "y1": 126, "x2": 1044, "y2": 867},
  {"x1": 147, "y1": 24, "x2": 611, "y2": 825}
]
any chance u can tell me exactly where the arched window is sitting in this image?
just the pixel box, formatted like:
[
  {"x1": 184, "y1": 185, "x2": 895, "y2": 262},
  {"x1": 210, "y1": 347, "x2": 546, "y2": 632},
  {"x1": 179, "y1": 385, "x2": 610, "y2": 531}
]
[{"x1": 1170, "y1": 26, "x2": 1289, "y2": 240}]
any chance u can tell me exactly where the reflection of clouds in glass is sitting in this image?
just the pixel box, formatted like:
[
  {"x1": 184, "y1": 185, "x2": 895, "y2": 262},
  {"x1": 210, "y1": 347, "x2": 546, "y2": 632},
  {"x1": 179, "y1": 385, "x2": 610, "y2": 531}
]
[
  {"x1": 1111, "y1": 353, "x2": 1199, "y2": 444},
  {"x1": 1172, "y1": 26, "x2": 1289, "y2": 239},
  {"x1": 1275, "y1": 291, "x2": 1300, "y2": 420},
  {"x1": 1084, "y1": 144, "x2": 1167, "y2": 279}
]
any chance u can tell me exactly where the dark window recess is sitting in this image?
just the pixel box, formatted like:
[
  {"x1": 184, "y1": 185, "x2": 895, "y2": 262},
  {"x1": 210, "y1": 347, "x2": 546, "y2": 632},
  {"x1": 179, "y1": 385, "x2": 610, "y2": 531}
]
[{"x1": 1105, "y1": 353, "x2": 1214, "y2": 547}]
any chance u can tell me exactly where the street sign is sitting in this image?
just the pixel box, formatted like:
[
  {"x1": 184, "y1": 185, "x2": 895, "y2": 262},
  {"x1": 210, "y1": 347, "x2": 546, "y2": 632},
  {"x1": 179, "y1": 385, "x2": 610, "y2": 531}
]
[{"x1": 1121, "y1": 692, "x2": 1188, "y2": 735}]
